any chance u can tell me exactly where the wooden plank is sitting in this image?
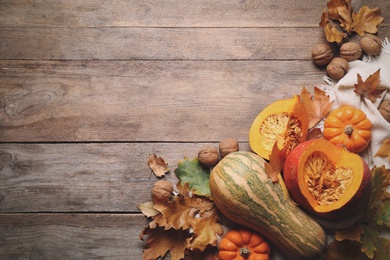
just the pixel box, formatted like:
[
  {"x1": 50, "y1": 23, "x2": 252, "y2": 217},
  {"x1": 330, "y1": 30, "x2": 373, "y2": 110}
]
[
  {"x1": 0, "y1": 27, "x2": 326, "y2": 60},
  {"x1": 0, "y1": 0, "x2": 388, "y2": 28},
  {"x1": 1, "y1": 26, "x2": 388, "y2": 60},
  {"x1": 0, "y1": 213, "x2": 147, "y2": 259},
  {"x1": 0, "y1": 143, "x2": 250, "y2": 213},
  {"x1": 0, "y1": 60, "x2": 325, "y2": 142},
  {"x1": 0, "y1": 0, "x2": 330, "y2": 28}
]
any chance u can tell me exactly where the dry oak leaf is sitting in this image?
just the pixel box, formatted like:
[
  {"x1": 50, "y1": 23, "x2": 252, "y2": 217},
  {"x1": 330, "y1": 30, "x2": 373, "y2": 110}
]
[
  {"x1": 354, "y1": 69, "x2": 385, "y2": 103},
  {"x1": 327, "y1": 0, "x2": 353, "y2": 32},
  {"x1": 186, "y1": 206, "x2": 223, "y2": 251},
  {"x1": 352, "y1": 6, "x2": 384, "y2": 36},
  {"x1": 151, "y1": 183, "x2": 215, "y2": 231},
  {"x1": 137, "y1": 201, "x2": 160, "y2": 218},
  {"x1": 375, "y1": 137, "x2": 390, "y2": 161},
  {"x1": 320, "y1": 10, "x2": 347, "y2": 43},
  {"x1": 140, "y1": 226, "x2": 191, "y2": 260},
  {"x1": 148, "y1": 153, "x2": 169, "y2": 177},
  {"x1": 301, "y1": 87, "x2": 334, "y2": 129}
]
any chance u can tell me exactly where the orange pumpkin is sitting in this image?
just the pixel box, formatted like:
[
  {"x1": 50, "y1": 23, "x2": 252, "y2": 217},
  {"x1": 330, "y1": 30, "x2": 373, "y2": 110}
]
[
  {"x1": 249, "y1": 95, "x2": 309, "y2": 160},
  {"x1": 283, "y1": 139, "x2": 372, "y2": 220},
  {"x1": 218, "y1": 228, "x2": 271, "y2": 260},
  {"x1": 323, "y1": 105, "x2": 372, "y2": 153}
]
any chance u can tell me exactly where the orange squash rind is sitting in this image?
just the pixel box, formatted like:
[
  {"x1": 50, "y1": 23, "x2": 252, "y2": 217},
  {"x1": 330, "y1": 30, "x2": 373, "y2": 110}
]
[{"x1": 249, "y1": 95, "x2": 309, "y2": 160}]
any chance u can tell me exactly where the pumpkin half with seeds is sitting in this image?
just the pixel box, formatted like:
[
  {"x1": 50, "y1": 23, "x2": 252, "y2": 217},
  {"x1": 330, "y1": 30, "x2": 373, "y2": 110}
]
[
  {"x1": 249, "y1": 95, "x2": 309, "y2": 160},
  {"x1": 283, "y1": 139, "x2": 372, "y2": 220}
]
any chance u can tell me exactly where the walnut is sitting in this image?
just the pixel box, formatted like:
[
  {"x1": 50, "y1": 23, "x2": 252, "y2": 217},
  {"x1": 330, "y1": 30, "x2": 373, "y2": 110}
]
[
  {"x1": 339, "y1": 42, "x2": 362, "y2": 61},
  {"x1": 219, "y1": 138, "x2": 239, "y2": 158},
  {"x1": 326, "y1": 57, "x2": 349, "y2": 81},
  {"x1": 360, "y1": 34, "x2": 382, "y2": 56},
  {"x1": 198, "y1": 146, "x2": 219, "y2": 167},
  {"x1": 379, "y1": 100, "x2": 390, "y2": 123},
  {"x1": 311, "y1": 43, "x2": 334, "y2": 66},
  {"x1": 152, "y1": 180, "x2": 173, "y2": 202}
]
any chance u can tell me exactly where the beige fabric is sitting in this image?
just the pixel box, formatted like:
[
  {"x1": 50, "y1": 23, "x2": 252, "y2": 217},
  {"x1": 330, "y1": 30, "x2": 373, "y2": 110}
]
[{"x1": 321, "y1": 37, "x2": 390, "y2": 169}]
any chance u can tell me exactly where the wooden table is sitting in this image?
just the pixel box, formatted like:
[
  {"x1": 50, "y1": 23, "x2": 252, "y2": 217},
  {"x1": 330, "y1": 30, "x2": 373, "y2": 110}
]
[{"x1": 0, "y1": 0, "x2": 389, "y2": 259}]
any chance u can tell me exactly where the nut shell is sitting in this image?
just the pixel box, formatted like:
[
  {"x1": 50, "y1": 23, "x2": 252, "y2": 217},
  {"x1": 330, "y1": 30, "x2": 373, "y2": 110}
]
[
  {"x1": 311, "y1": 43, "x2": 334, "y2": 66},
  {"x1": 198, "y1": 146, "x2": 219, "y2": 167},
  {"x1": 339, "y1": 42, "x2": 362, "y2": 61},
  {"x1": 219, "y1": 138, "x2": 239, "y2": 158},
  {"x1": 152, "y1": 180, "x2": 173, "y2": 202},
  {"x1": 360, "y1": 34, "x2": 382, "y2": 56},
  {"x1": 326, "y1": 57, "x2": 349, "y2": 81},
  {"x1": 379, "y1": 100, "x2": 390, "y2": 123}
]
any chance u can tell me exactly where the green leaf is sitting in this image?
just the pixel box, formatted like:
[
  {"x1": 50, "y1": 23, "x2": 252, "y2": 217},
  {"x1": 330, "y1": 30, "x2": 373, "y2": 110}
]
[
  {"x1": 361, "y1": 224, "x2": 390, "y2": 259},
  {"x1": 375, "y1": 200, "x2": 390, "y2": 227},
  {"x1": 360, "y1": 224, "x2": 380, "y2": 259},
  {"x1": 174, "y1": 157, "x2": 211, "y2": 197}
]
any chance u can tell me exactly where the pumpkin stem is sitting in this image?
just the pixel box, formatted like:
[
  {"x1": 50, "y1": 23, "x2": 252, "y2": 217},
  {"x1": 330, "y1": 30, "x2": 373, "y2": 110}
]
[
  {"x1": 239, "y1": 247, "x2": 251, "y2": 258},
  {"x1": 344, "y1": 125, "x2": 354, "y2": 135}
]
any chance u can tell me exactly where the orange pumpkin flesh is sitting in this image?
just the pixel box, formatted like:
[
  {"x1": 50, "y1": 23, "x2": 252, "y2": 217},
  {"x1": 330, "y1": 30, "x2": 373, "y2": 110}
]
[
  {"x1": 323, "y1": 105, "x2": 372, "y2": 153},
  {"x1": 249, "y1": 95, "x2": 309, "y2": 160},
  {"x1": 283, "y1": 139, "x2": 372, "y2": 220},
  {"x1": 218, "y1": 229, "x2": 270, "y2": 260}
]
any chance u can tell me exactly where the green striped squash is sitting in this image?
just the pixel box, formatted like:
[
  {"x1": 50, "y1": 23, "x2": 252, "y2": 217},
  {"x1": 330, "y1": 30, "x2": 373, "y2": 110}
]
[{"x1": 210, "y1": 151, "x2": 326, "y2": 260}]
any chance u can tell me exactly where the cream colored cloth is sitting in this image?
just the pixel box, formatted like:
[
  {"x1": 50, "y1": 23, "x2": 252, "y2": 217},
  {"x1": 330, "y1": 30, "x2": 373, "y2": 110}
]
[{"x1": 320, "y1": 37, "x2": 390, "y2": 169}]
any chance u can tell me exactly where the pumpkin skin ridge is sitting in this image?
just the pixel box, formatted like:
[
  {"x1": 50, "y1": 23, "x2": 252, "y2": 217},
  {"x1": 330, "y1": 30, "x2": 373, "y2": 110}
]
[
  {"x1": 283, "y1": 139, "x2": 372, "y2": 220},
  {"x1": 323, "y1": 105, "x2": 372, "y2": 153},
  {"x1": 210, "y1": 151, "x2": 326, "y2": 260}
]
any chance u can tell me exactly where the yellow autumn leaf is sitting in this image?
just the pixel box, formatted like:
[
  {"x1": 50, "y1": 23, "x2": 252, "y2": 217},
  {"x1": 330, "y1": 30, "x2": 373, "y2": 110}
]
[
  {"x1": 352, "y1": 6, "x2": 384, "y2": 36},
  {"x1": 148, "y1": 153, "x2": 169, "y2": 177},
  {"x1": 300, "y1": 87, "x2": 334, "y2": 129},
  {"x1": 375, "y1": 137, "x2": 390, "y2": 161}
]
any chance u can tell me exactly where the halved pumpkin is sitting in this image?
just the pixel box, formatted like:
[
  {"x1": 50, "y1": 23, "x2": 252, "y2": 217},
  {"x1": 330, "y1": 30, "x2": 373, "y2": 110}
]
[
  {"x1": 283, "y1": 139, "x2": 372, "y2": 220},
  {"x1": 249, "y1": 95, "x2": 309, "y2": 160}
]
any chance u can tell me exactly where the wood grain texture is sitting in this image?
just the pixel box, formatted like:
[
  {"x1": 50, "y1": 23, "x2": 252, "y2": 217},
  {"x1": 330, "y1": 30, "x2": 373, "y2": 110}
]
[
  {"x1": 0, "y1": 213, "x2": 147, "y2": 259},
  {"x1": 0, "y1": 0, "x2": 327, "y2": 28},
  {"x1": 0, "y1": 0, "x2": 389, "y2": 259},
  {"x1": 0, "y1": 0, "x2": 388, "y2": 28},
  {"x1": 0, "y1": 27, "x2": 326, "y2": 60},
  {"x1": 0, "y1": 142, "x2": 251, "y2": 213},
  {"x1": 0, "y1": 60, "x2": 325, "y2": 142}
]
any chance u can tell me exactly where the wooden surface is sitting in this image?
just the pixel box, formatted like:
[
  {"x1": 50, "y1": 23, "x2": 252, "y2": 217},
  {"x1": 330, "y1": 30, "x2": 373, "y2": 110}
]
[{"x1": 0, "y1": 0, "x2": 389, "y2": 259}]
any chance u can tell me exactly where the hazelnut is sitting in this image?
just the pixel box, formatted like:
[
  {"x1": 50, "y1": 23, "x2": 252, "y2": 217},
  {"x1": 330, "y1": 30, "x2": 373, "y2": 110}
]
[
  {"x1": 311, "y1": 43, "x2": 334, "y2": 66},
  {"x1": 379, "y1": 100, "x2": 390, "y2": 123},
  {"x1": 198, "y1": 146, "x2": 219, "y2": 167},
  {"x1": 360, "y1": 34, "x2": 382, "y2": 56},
  {"x1": 326, "y1": 57, "x2": 349, "y2": 81},
  {"x1": 339, "y1": 42, "x2": 362, "y2": 61},
  {"x1": 219, "y1": 138, "x2": 239, "y2": 158},
  {"x1": 152, "y1": 180, "x2": 173, "y2": 202}
]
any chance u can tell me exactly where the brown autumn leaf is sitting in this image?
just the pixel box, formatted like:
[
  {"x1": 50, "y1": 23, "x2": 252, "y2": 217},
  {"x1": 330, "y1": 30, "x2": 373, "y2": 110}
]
[
  {"x1": 137, "y1": 201, "x2": 160, "y2": 218},
  {"x1": 301, "y1": 87, "x2": 334, "y2": 129},
  {"x1": 187, "y1": 206, "x2": 223, "y2": 251},
  {"x1": 265, "y1": 141, "x2": 288, "y2": 183},
  {"x1": 319, "y1": 0, "x2": 384, "y2": 43},
  {"x1": 326, "y1": 240, "x2": 370, "y2": 260},
  {"x1": 375, "y1": 137, "x2": 390, "y2": 161},
  {"x1": 352, "y1": 6, "x2": 384, "y2": 36},
  {"x1": 148, "y1": 153, "x2": 169, "y2": 177},
  {"x1": 307, "y1": 128, "x2": 324, "y2": 140},
  {"x1": 140, "y1": 226, "x2": 191, "y2": 260},
  {"x1": 186, "y1": 245, "x2": 219, "y2": 260},
  {"x1": 354, "y1": 69, "x2": 385, "y2": 103},
  {"x1": 327, "y1": 0, "x2": 353, "y2": 32}
]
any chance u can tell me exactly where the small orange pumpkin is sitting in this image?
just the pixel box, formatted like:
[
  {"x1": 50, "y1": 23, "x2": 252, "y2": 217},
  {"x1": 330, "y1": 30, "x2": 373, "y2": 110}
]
[
  {"x1": 323, "y1": 105, "x2": 372, "y2": 153},
  {"x1": 218, "y1": 228, "x2": 271, "y2": 260}
]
